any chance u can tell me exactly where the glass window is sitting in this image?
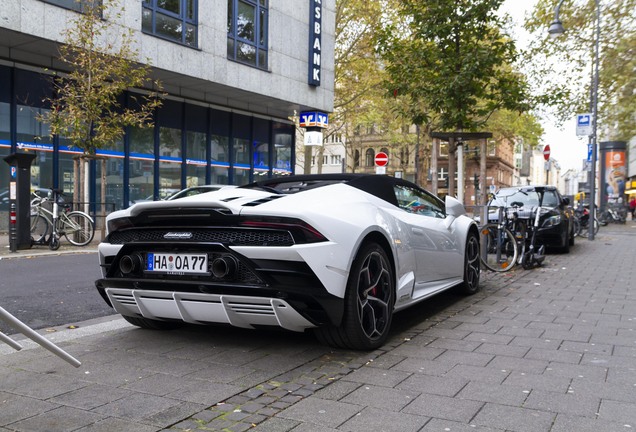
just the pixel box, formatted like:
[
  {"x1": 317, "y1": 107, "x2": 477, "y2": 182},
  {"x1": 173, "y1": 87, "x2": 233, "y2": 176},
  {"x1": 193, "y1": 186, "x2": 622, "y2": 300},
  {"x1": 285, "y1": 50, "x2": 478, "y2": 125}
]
[
  {"x1": 272, "y1": 122, "x2": 292, "y2": 177},
  {"x1": 233, "y1": 137, "x2": 250, "y2": 185},
  {"x1": 15, "y1": 105, "x2": 54, "y2": 191},
  {"x1": 186, "y1": 130, "x2": 206, "y2": 186},
  {"x1": 252, "y1": 117, "x2": 269, "y2": 178},
  {"x1": 365, "y1": 148, "x2": 375, "y2": 167},
  {"x1": 211, "y1": 135, "x2": 230, "y2": 184},
  {"x1": 128, "y1": 126, "x2": 155, "y2": 204},
  {"x1": 394, "y1": 184, "x2": 446, "y2": 219},
  {"x1": 185, "y1": 104, "x2": 207, "y2": 187},
  {"x1": 142, "y1": 0, "x2": 198, "y2": 47},
  {"x1": 159, "y1": 126, "x2": 183, "y2": 198},
  {"x1": 0, "y1": 98, "x2": 10, "y2": 226},
  {"x1": 39, "y1": 0, "x2": 101, "y2": 12},
  {"x1": 58, "y1": 135, "x2": 78, "y2": 203},
  {"x1": 96, "y1": 140, "x2": 126, "y2": 211},
  {"x1": 227, "y1": 0, "x2": 268, "y2": 69}
]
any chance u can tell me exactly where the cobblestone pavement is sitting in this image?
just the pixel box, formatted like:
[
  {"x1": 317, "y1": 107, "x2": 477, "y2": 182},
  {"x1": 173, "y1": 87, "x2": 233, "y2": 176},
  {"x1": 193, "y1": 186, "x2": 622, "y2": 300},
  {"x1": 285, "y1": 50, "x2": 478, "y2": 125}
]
[{"x1": 1, "y1": 223, "x2": 635, "y2": 431}]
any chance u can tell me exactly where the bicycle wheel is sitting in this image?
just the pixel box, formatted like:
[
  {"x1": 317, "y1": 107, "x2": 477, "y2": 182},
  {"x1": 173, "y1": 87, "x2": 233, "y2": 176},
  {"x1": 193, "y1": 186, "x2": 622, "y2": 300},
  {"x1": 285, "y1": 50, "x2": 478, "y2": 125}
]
[
  {"x1": 572, "y1": 218, "x2": 581, "y2": 237},
  {"x1": 480, "y1": 223, "x2": 518, "y2": 272},
  {"x1": 30, "y1": 214, "x2": 50, "y2": 243},
  {"x1": 60, "y1": 212, "x2": 94, "y2": 246}
]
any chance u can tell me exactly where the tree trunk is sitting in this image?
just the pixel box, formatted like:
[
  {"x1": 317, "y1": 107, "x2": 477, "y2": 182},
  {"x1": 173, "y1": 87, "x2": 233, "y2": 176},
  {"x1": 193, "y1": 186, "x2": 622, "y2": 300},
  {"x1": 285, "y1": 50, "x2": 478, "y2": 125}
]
[
  {"x1": 480, "y1": 138, "x2": 487, "y2": 206},
  {"x1": 73, "y1": 157, "x2": 80, "y2": 210},
  {"x1": 100, "y1": 158, "x2": 106, "y2": 240},
  {"x1": 431, "y1": 138, "x2": 438, "y2": 195},
  {"x1": 303, "y1": 146, "x2": 312, "y2": 174},
  {"x1": 447, "y1": 137, "x2": 456, "y2": 197}
]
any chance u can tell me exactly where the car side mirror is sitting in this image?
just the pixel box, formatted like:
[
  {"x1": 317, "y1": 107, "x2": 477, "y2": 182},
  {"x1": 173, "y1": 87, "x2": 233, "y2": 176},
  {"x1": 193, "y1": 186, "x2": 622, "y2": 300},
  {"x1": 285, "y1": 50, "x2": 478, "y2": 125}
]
[
  {"x1": 562, "y1": 197, "x2": 570, "y2": 206},
  {"x1": 445, "y1": 196, "x2": 466, "y2": 217},
  {"x1": 444, "y1": 196, "x2": 465, "y2": 229}
]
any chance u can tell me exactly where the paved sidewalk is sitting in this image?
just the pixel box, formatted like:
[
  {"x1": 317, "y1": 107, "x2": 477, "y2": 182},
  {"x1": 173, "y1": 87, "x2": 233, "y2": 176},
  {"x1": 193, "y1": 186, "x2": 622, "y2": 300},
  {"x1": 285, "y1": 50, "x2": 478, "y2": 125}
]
[
  {"x1": 0, "y1": 224, "x2": 635, "y2": 431},
  {"x1": 0, "y1": 233, "x2": 101, "y2": 259}
]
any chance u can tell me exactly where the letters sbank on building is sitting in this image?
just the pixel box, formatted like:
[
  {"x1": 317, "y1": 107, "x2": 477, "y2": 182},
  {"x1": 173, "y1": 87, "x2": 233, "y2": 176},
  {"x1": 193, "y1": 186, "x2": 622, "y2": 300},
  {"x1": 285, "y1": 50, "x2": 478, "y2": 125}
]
[{"x1": 0, "y1": 0, "x2": 334, "y2": 228}]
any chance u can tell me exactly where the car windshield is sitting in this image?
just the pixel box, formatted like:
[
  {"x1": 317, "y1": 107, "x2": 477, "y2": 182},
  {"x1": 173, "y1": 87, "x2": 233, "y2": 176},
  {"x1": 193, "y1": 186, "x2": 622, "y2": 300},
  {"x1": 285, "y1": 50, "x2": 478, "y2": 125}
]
[
  {"x1": 490, "y1": 188, "x2": 540, "y2": 208},
  {"x1": 491, "y1": 188, "x2": 559, "y2": 208}
]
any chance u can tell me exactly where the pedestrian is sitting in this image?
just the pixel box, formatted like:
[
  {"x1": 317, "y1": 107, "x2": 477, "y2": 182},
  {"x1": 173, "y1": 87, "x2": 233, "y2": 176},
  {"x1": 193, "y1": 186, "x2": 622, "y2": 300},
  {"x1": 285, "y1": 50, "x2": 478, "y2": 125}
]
[{"x1": 629, "y1": 196, "x2": 636, "y2": 220}]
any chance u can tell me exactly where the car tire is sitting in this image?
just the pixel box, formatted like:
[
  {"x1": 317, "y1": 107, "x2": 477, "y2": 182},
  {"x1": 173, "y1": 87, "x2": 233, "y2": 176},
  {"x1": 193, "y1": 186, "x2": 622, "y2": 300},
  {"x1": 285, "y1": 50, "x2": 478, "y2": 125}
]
[
  {"x1": 314, "y1": 242, "x2": 394, "y2": 350},
  {"x1": 458, "y1": 231, "x2": 480, "y2": 295},
  {"x1": 568, "y1": 226, "x2": 575, "y2": 246},
  {"x1": 122, "y1": 315, "x2": 181, "y2": 330}
]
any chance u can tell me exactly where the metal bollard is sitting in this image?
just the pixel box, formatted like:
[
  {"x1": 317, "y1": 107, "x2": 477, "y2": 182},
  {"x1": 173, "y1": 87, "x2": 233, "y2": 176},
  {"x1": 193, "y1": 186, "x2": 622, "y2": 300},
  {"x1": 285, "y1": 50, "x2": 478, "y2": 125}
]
[{"x1": 9, "y1": 201, "x2": 17, "y2": 253}]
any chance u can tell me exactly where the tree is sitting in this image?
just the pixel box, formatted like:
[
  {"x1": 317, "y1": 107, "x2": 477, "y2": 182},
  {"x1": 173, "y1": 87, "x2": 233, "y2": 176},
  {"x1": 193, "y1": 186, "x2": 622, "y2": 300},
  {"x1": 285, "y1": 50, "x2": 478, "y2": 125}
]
[
  {"x1": 41, "y1": 0, "x2": 162, "y2": 212},
  {"x1": 376, "y1": 0, "x2": 531, "y2": 195},
  {"x1": 524, "y1": 0, "x2": 636, "y2": 141}
]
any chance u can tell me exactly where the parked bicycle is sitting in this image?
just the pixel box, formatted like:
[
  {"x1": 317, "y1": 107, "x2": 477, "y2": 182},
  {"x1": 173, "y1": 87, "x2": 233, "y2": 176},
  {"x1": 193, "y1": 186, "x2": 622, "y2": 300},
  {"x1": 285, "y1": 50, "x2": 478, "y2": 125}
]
[
  {"x1": 573, "y1": 204, "x2": 599, "y2": 236},
  {"x1": 479, "y1": 187, "x2": 550, "y2": 272},
  {"x1": 479, "y1": 206, "x2": 520, "y2": 272},
  {"x1": 598, "y1": 204, "x2": 626, "y2": 225},
  {"x1": 30, "y1": 189, "x2": 95, "y2": 250}
]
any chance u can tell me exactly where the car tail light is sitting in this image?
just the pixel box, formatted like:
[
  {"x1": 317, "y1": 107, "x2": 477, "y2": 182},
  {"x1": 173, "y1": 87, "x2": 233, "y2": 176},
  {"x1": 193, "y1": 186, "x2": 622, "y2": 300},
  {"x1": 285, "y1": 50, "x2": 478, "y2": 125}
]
[
  {"x1": 107, "y1": 217, "x2": 133, "y2": 235},
  {"x1": 239, "y1": 217, "x2": 327, "y2": 243}
]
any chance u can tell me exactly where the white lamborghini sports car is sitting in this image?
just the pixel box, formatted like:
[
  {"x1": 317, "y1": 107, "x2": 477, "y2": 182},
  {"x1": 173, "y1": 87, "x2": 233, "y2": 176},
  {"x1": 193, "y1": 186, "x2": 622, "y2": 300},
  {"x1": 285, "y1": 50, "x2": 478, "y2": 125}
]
[{"x1": 96, "y1": 174, "x2": 481, "y2": 350}]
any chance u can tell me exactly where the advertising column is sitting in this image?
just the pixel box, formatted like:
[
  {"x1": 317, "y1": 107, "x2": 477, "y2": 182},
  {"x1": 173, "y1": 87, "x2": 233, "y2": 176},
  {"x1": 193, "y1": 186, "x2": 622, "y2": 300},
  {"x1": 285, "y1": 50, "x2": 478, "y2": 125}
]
[{"x1": 599, "y1": 141, "x2": 627, "y2": 212}]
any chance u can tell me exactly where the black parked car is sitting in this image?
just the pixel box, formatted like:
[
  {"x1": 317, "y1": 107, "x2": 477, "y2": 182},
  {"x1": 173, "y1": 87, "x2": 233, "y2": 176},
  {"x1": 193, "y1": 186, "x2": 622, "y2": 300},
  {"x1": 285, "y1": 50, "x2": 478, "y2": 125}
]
[{"x1": 488, "y1": 185, "x2": 575, "y2": 253}]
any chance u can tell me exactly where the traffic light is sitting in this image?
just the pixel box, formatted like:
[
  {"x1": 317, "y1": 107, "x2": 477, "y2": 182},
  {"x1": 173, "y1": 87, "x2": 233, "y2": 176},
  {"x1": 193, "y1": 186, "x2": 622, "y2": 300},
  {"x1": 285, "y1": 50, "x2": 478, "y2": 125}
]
[
  {"x1": 474, "y1": 173, "x2": 479, "y2": 190},
  {"x1": 444, "y1": 176, "x2": 449, "y2": 188}
]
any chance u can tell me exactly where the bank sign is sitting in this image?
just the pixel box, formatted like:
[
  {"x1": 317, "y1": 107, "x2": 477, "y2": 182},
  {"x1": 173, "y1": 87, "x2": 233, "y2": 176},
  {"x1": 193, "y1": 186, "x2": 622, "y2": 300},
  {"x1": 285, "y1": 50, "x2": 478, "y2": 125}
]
[
  {"x1": 308, "y1": 0, "x2": 322, "y2": 86},
  {"x1": 299, "y1": 111, "x2": 328, "y2": 128}
]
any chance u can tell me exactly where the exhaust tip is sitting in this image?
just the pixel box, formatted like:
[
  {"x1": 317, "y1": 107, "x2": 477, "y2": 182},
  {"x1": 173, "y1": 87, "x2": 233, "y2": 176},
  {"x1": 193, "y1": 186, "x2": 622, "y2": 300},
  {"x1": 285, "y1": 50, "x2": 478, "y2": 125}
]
[
  {"x1": 120, "y1": 254, "x2": 142, "y2": 275},
  {"x1": 211, "y1": 255, "x2": 238, "y2": 279}
]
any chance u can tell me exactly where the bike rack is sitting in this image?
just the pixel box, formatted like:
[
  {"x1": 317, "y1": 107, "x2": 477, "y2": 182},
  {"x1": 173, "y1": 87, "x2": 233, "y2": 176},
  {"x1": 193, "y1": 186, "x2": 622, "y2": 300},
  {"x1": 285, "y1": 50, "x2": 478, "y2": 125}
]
[{"x1": 0, "y1": 305, "x2": 81, "y2": 367}]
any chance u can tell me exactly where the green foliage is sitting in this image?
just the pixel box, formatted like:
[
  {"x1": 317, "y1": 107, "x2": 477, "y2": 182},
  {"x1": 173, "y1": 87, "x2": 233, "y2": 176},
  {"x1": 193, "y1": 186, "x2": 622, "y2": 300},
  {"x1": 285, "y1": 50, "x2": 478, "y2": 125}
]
[
  {"x1": 524, "y1": 0, "x2": 636, "y2": 140},
  {"x1": 376, "y1": 0, "x2": 531, "y2": 132},
  {"x1": 42, "y1": 0, "x2": 162, "y2": 154},
  {"x1": 485, "y1": 109, "x2": 544, "y2": 149}
]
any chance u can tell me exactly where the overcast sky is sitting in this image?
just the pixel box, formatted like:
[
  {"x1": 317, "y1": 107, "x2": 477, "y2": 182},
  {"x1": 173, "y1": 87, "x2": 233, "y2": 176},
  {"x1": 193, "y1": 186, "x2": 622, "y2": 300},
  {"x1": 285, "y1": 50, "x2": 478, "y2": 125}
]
[{"x1": 501, "y1": 0, "x2": 589, "y2": 172}]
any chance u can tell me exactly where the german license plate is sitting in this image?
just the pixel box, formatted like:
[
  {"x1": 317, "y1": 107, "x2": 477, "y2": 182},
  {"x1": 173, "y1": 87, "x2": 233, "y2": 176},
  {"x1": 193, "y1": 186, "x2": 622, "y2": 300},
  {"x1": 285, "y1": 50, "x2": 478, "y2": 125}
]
[{"x1": 146, "y1": 253, "x2": 208, "y2": 274}]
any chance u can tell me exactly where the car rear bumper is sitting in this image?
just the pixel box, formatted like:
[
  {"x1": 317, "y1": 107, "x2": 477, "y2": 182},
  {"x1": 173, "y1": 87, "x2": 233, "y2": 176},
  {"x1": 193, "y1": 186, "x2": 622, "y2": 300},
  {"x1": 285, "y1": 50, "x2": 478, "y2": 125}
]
[{"x1": 100, "y1": 287, "x2": 316, "y2": 332}]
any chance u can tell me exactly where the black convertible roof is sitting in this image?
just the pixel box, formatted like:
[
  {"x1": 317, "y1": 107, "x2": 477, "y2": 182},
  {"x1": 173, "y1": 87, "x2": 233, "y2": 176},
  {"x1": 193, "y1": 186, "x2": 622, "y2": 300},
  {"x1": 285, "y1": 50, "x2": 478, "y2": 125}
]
[{"x1": 242, "y1": 174, "x2": 424, "y2": 207}]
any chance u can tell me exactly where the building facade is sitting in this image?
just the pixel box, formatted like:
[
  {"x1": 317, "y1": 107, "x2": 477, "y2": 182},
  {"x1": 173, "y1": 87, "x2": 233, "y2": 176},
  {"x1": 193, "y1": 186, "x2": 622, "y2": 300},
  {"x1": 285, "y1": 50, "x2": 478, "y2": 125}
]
[{"x1": 0, "y1": 0, "x2": 335, "y2": 228}]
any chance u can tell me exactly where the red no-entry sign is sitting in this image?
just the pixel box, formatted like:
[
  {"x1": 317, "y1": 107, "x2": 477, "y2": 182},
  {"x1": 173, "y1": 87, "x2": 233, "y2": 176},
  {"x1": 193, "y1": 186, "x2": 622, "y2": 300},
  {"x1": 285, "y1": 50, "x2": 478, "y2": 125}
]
[
  {"x1": 375, "y1": 152, "x2": 389, "y2": 167},
  {"x1": 543, "y1": 145, "x2": 551, "y2": 161}
]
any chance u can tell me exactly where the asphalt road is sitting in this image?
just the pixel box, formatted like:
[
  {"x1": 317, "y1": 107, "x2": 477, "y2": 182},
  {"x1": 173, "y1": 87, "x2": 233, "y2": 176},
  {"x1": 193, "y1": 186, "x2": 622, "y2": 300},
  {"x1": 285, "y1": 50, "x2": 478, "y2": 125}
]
[{"x1": 0, "y1": 252, "x2": 115, "y2": 335}]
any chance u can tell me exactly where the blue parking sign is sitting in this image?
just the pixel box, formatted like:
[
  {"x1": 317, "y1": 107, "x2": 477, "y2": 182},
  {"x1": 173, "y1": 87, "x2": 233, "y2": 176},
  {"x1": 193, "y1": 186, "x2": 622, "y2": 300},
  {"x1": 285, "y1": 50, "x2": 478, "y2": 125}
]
[{"x1": 576, "y1": 113, "x2": 592, "y2": 136}]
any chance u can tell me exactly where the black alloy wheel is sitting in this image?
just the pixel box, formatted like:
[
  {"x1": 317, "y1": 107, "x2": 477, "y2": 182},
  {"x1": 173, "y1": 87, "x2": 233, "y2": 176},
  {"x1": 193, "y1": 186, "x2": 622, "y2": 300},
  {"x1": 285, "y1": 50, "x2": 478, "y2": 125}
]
[
  {"x1": 315, "y1": 242, "x2": 394, "y2": 350},
  {"x1": 459, "y1": 231, "x2": 481, "y2": 295}
]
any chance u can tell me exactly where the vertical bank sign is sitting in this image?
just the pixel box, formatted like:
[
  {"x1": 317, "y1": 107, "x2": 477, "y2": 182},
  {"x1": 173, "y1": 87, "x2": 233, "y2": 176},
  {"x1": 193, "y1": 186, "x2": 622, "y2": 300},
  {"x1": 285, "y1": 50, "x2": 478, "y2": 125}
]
[{"x1": 308, "y1": 0, "x2": 322, "y2": 86}]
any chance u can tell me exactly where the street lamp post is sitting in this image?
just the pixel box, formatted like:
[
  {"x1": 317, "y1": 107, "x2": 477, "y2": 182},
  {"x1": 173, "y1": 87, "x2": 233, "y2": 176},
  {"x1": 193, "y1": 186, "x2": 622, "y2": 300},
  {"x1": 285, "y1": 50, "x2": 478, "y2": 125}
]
[{"x1": 548, "y1": 0, "x2": 600, "y2": 241}]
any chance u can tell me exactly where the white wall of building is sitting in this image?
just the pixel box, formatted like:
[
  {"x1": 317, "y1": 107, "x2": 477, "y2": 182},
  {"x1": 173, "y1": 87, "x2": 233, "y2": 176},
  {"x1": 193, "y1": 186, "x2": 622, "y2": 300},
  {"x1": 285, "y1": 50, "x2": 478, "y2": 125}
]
[{"x1": 0, "y1": 0, "x2": 335, "y2": 117}]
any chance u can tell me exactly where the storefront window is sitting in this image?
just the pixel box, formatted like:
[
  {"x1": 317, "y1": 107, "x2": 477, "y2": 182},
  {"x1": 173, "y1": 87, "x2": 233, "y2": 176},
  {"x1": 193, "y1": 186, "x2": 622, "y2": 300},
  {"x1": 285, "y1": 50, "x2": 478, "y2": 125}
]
[
  {"x1": 233, "y1": 137, "x2": 250, "y2": 185},
  {"x1": 57, "y1": 135, "x2": 79, "y2": 203},
  {"x1": 128, "y1": 126, "x2": 155, "y2": 203},
  {"x1": 0, "y1": 100, "x2": 10, "y2": 229},
  {"x1": 158, "y1": 126, "x2": 182, "y2": 198},
  {"x1": 185, "y1": 104, "x2": 207, "y2": 187},
  {"x1": 211, "y1": 135, "x2": 229, "y2": 184},
  {"x1": 96, "y1": 139, "x2": 126, "y2": 211},
  {"x1": 186, "y1": 130, "x2": 206, "y2": 186},
  {"x1": 272, "y1": 122, "x2": 293, "y2": 177},
  {"x1": 252, "y1": 117, "x2": 269, "y2": 178},
  {"x1": 16, "y1": 105, "x2": 54, "y2": 191},
  {"x1": 158, "y1": 100, "x2": 183, "y2": 198}
]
